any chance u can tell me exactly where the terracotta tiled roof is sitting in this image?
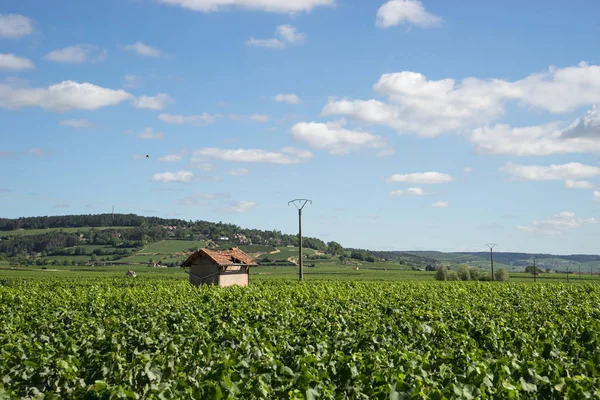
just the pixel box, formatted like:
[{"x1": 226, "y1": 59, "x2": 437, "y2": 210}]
[{"x1": 182, "y1": 247, "x2": 257, "y2": 267}]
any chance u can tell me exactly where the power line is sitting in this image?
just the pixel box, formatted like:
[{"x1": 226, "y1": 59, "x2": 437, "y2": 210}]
[{"x1": 288, "y1": 199, "x2": 312, "y2": 281}]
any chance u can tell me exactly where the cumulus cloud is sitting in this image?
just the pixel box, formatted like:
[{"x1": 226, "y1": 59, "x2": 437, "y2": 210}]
[
  {"x1": 0, "y1": 80, "x2": 133, "y2": 111},
  {"x1": 322, "y1": 62, "x2": 600, "y2": 137},
  {"x1": 120, "y1": 41, "x2": 162, "y2": 57},
  {"x1": 132, "y1": 93, "x2": 174, "y2": 110},
  {"x1": 247, "y1": 24, "x2": 305, "y2": 49},
  {"x1": 194, "y1": 147, "x2": 312, "y2": 164},
  {"x1": 158, "y1": 113, "x2": 219, "y2": 124},
  {"x1": 156, "y1": 0, "x2": 333, "y2": 13},
  {"x1": 386, "y1": 171, "x2": 454, "y2": 184},
  {"x1": 0, "y1": 54, "x2": 35, "y2": 71},
  {"x1": 594, "y1": 191, "x2": 600, "y2": 201},
  {"x1": 60, "y1": 119, "x2": 92, "y2": 128},
  {"x1": 470, "y1": 106, "x2": 600, "y2": 156},
  {"x1": 432, "y1": 201, "x2": 448, "y2": 208},
  {"x1": 389, "y1": 187, "x2": 426, "y2": 196},
  {"x1": 44, "y1": 45, "x2": 107, "y2": 64},
  {"x1": 0, "y1": 14, "x2": 35, "y2": 39},
  {"x1": 137, "y1": 128, "x2": 164, "y2": 139},
  {"x1": 376, "y1": 0, "x2": 442, "y2": 29},
  {"x1": 564, "y1": 180, "x2": 594, "y2": 189},
  {"x1": 517, "y1": 211, "x2": 597, "y2": 236},
  {"x1": 501, "y1": 162, "x2": 600, "y2": 181},
  {"x1": 221, "y1": 201, "x2": 257, "y2": 213},
  {"x1": 274, "y1": 93, "x2": 301, "y2": 104},
  {"x1": 291, "y1": 120, "x2": 389, "y2": 155},
  {"x1": 276, "y1": 25, "x2": 305, "y2": 43},
  {"x1": 152, "y1": 170, "x2": 193, "y2": 182}
]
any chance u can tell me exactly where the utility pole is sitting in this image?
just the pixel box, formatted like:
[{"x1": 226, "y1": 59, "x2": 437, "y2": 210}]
[
  {"x1": 288, "y1": 199, "x2": 312, "y2": 281},
  {"x1": 486, "y1": 243, "x2": 496, "y2": 281},
  {"x1": 533, "y1": 256, "x2": 537, "y2": 283}
]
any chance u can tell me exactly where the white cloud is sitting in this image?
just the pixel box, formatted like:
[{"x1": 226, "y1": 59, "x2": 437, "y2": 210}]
[
  {"x1": 389, "y1": 187, "x2": 426, "y2": 196},
  {"x1": 221, "y1": 201, "x2": 257, "y2": 214},
  {"x1": 137, "y1": 128, "x2": 164, "y2": 139},
  {"x1": 501, "y1": 162, "x2": 600, "y2": 181},
  {"x1": 0, "y1": 54, "x2": 35, "y2": 70},
  {"x1": 594, "y1": 191, "x2": 600, "y2": 201},
  {"x1": 43, "y1": 45, "x2": 107, "y2": 64},
  {"x1": 156, "y1": 0, "x2": 333, "y2": 13},
  {"x1": 158, "y1": 113, "x2": 219, "y2": 124},
  {"x1": 132, "y1": 93, "x2": 174, "y2": 110},
  {"x1": 194, "y1": 147, "x2": 312, "y2": 164},
  {"x1": 274, "y1": 93, "x2": 301, "y2": 104},
  {"x1": 229, "y1": 113, "x2": 270, "y2": 123},
  {"x1": 376, "y1": 0, "x2": 442, "y2": 29},
  {"x1": 322, "y1": 62, "x2": 600, "y2": 137},
  {"x1": 247, "y1": 24, "x2": 305, "y2": 49},
  {"x1": 0, "y1": 80, "x2": 133, "y2": 111},
  {"x1": 564, "y1": 180, "x2": 594, "y2": 189},
  {"x1": 152, "y1": 170, "x2": 193, "y2": 183},
  {"x1": 120, "y1": 41, "x2": 162, "y2": 57},
  {"x1": 228, "y1": 168, "x2": 249, "y2": 176},
  {"x1": 470, "y1": 107, "x2": 600, "y2": 156},
  {"x1": 463, "y1": 167, "x2": 472, "y2": 173},
  {"x1": 517, "y1": 211, "x2": 597, "y2": 236},
  {"x1": 276, "y1": 25, "x2": 305, "y2": 43},
  {"x1": 432, "y1": 201, "x2": 448, "y2": 208},
  {"x1": 0, "y1": 14, "x2": 35, "y2": 39},
  {"x1": 291, "y1": 120, "x2": 389, "y2": 155},
  {"x1": 60, "y1": 119, "x2": 92, "y2": 128},
  {"x1": 159, "y1": 154, "x2": 183, "y2": 162},
  {"x1": 386, "y1": 171, "x2": 454, "y2": 184},
  {"x1": 246, "y1": 38, "x2": 285, "y2": 49}
]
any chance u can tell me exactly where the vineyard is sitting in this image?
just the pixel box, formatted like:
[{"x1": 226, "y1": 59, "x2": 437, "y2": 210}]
[{"x1": 1, "y1": 277, "x2": 600, "y2": 398}]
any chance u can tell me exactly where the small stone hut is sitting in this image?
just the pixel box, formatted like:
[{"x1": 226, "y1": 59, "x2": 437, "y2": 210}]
[{"x1": 181, "y1": 247, "x2": 257, "y2": 287}]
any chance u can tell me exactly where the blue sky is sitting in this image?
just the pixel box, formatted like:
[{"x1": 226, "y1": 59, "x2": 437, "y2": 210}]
[{"x1": 2, "y1": 0, "x2": 600, "y2": 254}]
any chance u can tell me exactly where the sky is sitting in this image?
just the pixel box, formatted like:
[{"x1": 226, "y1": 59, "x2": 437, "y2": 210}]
[{"x1": 1, "y1": 0, "x2": 600, "y2": 254}]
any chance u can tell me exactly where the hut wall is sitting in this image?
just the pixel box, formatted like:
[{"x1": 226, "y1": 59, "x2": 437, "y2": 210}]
[
  {"x1": 219, "y1": 270, "x2": 249, "y2": 287},
  {"x1": 189, "y1": 258, "x2": 218, "y2": 286}
]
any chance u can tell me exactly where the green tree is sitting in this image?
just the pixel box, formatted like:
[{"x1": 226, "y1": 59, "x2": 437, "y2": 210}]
[
  {"x1": 495, "y1": 267, "x2": 509, "y2": 282},
  {"x1": 435, "y1": 266, "x2": 448, "y2": 281},
  {"x1": 457, "y1": 265, "x2": 471, "y2": 281},
  {"x1": 447, "y1": 270, "x2": 460, "y2": 281}
]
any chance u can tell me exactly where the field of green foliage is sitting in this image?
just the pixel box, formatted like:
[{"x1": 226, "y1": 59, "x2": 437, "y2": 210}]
[{"x1": 1, "y1": 276, "x2": 600, "y2": 399}]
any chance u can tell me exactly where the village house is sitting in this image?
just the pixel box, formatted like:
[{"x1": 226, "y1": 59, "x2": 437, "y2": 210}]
[{"x1": 181, "y1": 247, "x2": 257, "y2": 287}]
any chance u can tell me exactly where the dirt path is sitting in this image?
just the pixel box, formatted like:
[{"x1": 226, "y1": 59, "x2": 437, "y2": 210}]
[
  {"x1": 288, "y1": 257, "x2": 298, "y2": 265},
  {"x1": 270, "y1": 249, "x2": 281, "y2": 254}
]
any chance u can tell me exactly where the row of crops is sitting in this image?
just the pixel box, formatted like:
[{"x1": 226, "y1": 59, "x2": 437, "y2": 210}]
[{"x1": 1, "y1": 276, "x2": 600, "y2": 398}]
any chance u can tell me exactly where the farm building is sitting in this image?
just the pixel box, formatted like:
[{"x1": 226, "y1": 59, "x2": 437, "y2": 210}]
[{"x1": 181, "y1": 247, "x2": 257, "y2": 287}]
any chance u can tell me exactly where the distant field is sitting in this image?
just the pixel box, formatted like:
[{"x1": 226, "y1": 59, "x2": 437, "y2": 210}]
[
  {"x1": 0, "y1": 226, "x2": 134, "y2": 236},
  {"x1": 139, "y1": 240, "x2": 204, "y2": 254}
]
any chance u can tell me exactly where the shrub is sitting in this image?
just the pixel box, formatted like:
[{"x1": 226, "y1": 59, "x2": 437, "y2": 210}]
[
  {"x1": 495, "y1": 267, "x2": 509, "y2": 282},
  {"x1": 457, "y1": 265, "x2": 471, "y2": 281},
  {"x1": 447, "y1": 270, "x2": 460, "y2": 281},
  {"x1": 435, "y1": 266, "x2": 448, "y2": 281}
]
